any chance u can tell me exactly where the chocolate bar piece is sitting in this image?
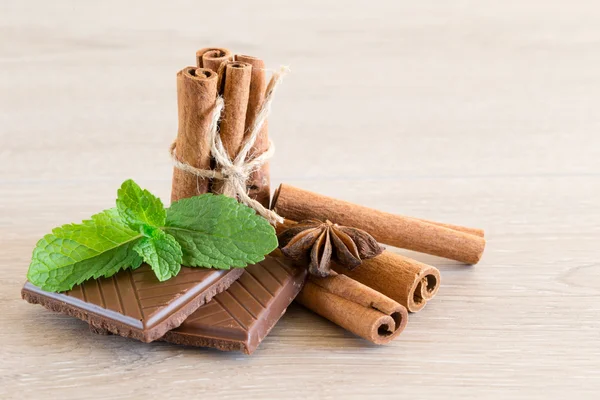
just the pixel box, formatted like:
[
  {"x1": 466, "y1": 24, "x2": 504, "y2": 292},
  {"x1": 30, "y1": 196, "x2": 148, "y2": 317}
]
[
  {"x1": 22, "y1": 266, "x2": 243, "y2": 342},
  {"x1": 162, "y1": 256, "x2": 307, "y2": 354}
]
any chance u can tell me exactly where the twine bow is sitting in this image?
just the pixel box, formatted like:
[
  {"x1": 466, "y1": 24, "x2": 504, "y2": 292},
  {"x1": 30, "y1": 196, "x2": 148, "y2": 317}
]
[{"x1": 170, "y1": 66, "x2": 289, "y2": 225}]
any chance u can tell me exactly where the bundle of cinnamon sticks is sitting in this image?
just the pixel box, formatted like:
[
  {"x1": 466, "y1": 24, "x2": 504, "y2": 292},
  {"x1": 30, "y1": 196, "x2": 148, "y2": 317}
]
[
  {"x1": 172, "y1": 48, "x2": 271, "y2": 207},
  {"x1": 171, "y1": 46, "x2": 486, "y2": 347}
]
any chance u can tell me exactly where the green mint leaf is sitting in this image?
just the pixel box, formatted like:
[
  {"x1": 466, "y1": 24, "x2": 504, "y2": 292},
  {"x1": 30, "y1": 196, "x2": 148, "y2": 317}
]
[
  {"x1": 27, "y1": 180, "x2": 277, "y2": 292},
  {"x1": 27, "y1": 208, "x2": 144, "y2": 292},
  {"x1": 164, "y1": 194, "x2": 278, "y2": 269},
  {"x1": 133, "y1": 228, "x2": 182, "y2": 281},
  {"x1": 116, "y1": 179, "x2": 166, "y2": 231}
]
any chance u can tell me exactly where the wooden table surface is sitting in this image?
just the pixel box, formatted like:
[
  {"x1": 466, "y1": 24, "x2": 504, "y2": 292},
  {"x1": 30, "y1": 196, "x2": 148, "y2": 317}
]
[{"x1": 1, "y1": 1, "x2": 599, "y2": 399}]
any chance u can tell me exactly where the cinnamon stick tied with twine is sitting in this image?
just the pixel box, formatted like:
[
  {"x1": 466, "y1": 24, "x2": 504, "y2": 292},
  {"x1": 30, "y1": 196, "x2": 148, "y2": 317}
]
[
  {"x1": 170, "y1": 67, "x2": 288, "y2": 225},
  {"x1": 171, "y1": 67, "x2": 218, "y2": 202},
  {"x1": 297, "y1": 271, "x2": 408, "y2": 344},
  {"x1": 196, "y1": 47, "x2": 233, "y2": 72},
  {"x1": 211, "y1": 60, "x2": 252, "y2": 195},
  {"x1": 236, "y1": 54, "x2": 271, "y2": 208},
  {"x1": 276, "y1": 218, "x2": 440, "y2": 312},
  {"x1": 272, "y1": 184, "x2": 485, "y2": 264}
]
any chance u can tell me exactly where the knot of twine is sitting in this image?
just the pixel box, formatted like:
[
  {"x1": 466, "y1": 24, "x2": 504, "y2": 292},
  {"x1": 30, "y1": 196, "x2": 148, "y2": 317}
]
[{"x1": 170, "y1": 66, "x2": 289, "y2": 225}]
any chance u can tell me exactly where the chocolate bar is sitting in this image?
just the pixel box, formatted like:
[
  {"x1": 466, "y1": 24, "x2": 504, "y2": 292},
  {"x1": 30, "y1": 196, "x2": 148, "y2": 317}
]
[
  {"x1": 22, "y1": 266, "x2": 243, "y2": 342},
  {"x1": 162, "y1": 256, "x2": 307, "y2": 354}
]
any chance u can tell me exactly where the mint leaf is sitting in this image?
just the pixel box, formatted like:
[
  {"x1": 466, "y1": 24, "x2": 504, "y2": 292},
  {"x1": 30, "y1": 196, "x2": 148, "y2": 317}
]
[
  {"x1": 27, "y1": 180, "x2": 279, "y2": 292},
  {"x1": 27, "y1": 208, "x2": 144, "y2": 292},
  {"x1": 117, "y1": 179, "x2": 165, "y2": 231},
  {"x1": 133, "y1": 228, "x2": 182, "y2": 281},
  {"x1": 164, "y1": 194, "x2": 278, "y2": 269},
  {"x1": 117, "y1": 180, "x2": 182, "y2": 281}
]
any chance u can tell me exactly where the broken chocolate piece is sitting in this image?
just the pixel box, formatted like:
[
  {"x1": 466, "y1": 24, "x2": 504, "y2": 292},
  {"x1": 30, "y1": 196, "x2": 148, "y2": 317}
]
[
  {"x1": 21, "y1": 265, "x2": 243, "y2": 343},
  {"x1": 162, "y1": 256, "x2": 307, "y2": 354}
]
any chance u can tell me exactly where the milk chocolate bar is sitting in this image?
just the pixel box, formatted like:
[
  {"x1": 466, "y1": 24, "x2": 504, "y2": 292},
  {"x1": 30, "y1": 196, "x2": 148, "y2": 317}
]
[
  {"x1": 22, "y1": 265, "x2": 243, "y2": 342},
  {"x1": 162, "y1": 256, "x2": 307, "y2": 354}
]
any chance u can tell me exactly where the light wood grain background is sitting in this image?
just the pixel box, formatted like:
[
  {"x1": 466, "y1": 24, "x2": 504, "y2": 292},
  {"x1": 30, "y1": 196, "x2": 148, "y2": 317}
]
[{"x1": 1, "y1": 1, "x2": 599, "y2": 399}]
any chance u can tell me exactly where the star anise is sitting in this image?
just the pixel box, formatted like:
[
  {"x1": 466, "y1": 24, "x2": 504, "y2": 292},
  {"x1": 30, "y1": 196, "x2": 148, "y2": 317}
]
[{"x1": 278, "y1": 219, "x2": 384, "y2": 277}]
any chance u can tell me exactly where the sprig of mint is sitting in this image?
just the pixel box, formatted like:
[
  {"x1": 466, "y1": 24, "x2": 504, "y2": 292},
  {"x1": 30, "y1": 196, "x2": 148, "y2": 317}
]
[{"x1": 27, "y1": 179, "x2": 278, "y2": 292}]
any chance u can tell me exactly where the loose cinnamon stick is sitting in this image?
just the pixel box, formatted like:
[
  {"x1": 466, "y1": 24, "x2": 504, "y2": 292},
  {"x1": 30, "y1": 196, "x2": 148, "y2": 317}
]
[
  {"x1": 171, "y1": 67, "x2": 218, "y2": 202},
  {"x1": 196, "y1": 47, "x2": 233, "y2": 72},
  {"x1": 332, "y1": 251, "x2": 440, "y2": 312},
  {"x1": 272, "y1": 184, "x2": 486, "y2": 264},
  {"x1": 276, "y1": 219, "x2": 440, "y2": 312},
  {"x1": 412, "y1": 218, "x2": 485, "y2": 238},
  {"x1": 211, "y1": 61, "x2": 253, "y2": 195},
  {"x1": 236, "y1": 54, "x2": 271, "y2": 208},
  {"x1": 296, "y1": 272, "x2": 408, "y2": 344}
]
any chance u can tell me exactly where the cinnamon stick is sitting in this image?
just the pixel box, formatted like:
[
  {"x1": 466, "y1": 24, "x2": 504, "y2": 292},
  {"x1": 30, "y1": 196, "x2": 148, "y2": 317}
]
[
  {"x1": 276, "y1": 219, "x2": 440, "y2": 312},
  {"x1": 171, "y1": 67, "x2": 218, "y2": 202},
  {"x1": 332, "y1": 251, "x2": 440, "y2": 312},
  {"x1": 220, "y1": 61, "x2": 252, "y2": 155},
  {"x1": 196, "y1": 47, "x2": 233, "y2": 72},
  {"x1": 272, "y1": 184, "x2": 486, "y2": 264},
  {"x1": 236, "y1": 54, "x2": 271, "y2": 208},
  {"x1": 412, "y1": 218, "x2": 485, "y2": 238},
  {"x1": 296, "y1": 272, "x2": 408, "y2": 344},
  {"x1": 211, "y1": 61, "x2": 253, "y2": 195}
]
